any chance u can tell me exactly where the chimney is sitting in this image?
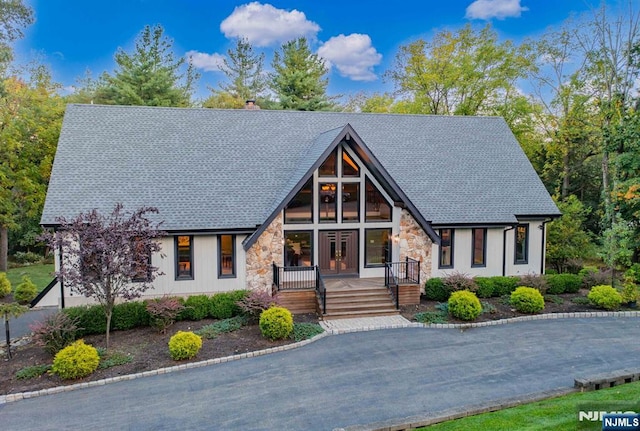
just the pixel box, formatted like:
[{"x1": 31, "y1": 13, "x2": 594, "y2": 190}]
[{"x1": 244, "y1": 99, "x2": 260, "y2": 110}]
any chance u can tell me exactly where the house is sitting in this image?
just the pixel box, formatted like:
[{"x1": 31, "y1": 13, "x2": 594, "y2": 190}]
[{"x1": 36, "y1": 104, "x2": 560, "y2": 315}]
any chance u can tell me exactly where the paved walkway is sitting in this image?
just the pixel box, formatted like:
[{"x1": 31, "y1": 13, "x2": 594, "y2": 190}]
[
  {"x1": 1, "y1": 316, "x2": 639, "y2": 430},
  {"x1": 320, "y1": 315, "x2": 411, "y2": 332}
]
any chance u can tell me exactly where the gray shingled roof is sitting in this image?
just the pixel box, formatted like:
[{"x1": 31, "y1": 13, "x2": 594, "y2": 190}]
[{"x1": 41, "y1": 104, "x2": 559, "y2": 233}]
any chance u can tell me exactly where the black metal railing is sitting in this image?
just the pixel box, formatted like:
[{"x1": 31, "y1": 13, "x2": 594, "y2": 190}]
[
  {"x1": 384, "y1": 263, "x2": 399, "y2": 309},
  {"x1": 315, "y1": 266, "x2": 326, "y2": 314},
  {"x1": 386, "y1": 257, "x2": 421, "y2": 285},
  {"x1": 30, "y1": 277, "x2": 59, "y2": 308},
  {"x1": 272, "y1": 262, "x2": 316, "y2": 290}
]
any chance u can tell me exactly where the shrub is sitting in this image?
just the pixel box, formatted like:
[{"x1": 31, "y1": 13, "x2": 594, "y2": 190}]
[
  {"x1": 518, "y1": 273, "x2": 548, "y2": 294},
  {"x1": 209, "y1": 291, "x2": 246, "y2": 319},
  {"x1": 63, "y1": 305, "x2": 106, "y2": 337},
  {"x1": 588, "y1": 285, "x2": 623, "y2": 310},
  {"x1": 474, "y1": 278, "x2": 495, "y2": 298},
  {"x1": 572, "y1": 296, "x2": 591, "y2": 305},
  {"x1": 146, "y1": 296, "x2": 185, "y2": 334},
  {"x1": 98, "y1": 351, "x2": 133, "y2": 369},
  {"x1": 619, "y1": 278, "x2": 639, "y2": 304},
  {"x1": 51, "y1": 340, "x2": 100, "y2": 379},
  {"x1": 181, "y1": 295, "x2": 210, "y2": 321},
  {"x1": 195, "y1": 316, "x2": 246, "y2": 339},
  {"x1": 30, "y1": 312, "x2": 79, "y2": 356},
  {"x1": 625, "y1": 264, "x2": 640, "y2": 284},
  {"x1": 546, "y1": 274, "x2": 582, "y2": 294},
  {"x1": 480, "y1": 301, "x2": 496, "y2": 314},
  {"x1": 0, "y1": 272, "x2": 11, "y2": 298},
  {"x1": 424, "y1": 278, "x2": 448, "y2": 301},
  {"x1": 259, "y1": 306, "x2": 294, "y2": 340},
  {"x1": 545, "y1": 268, "x2": 558, "y2": 275},
  {"x1": 291, "y1": 322, "x2": 324, "y2": 341},
  {"x1": 442, "y1": 272, "x2": 477, "y2": 293},
  {"x1": 414, "y1": 311, "x2": 448, "y2": 324},
  {"x1": 237, "y1": 289, "x2": 280, "y2": 322},
  {"x1": 16, "y1": 364, "x2": 51, "y2": 380},
  {"x1": 492, "y1": 277, "x2": 519, "y2": 296},
  {"x1": 13, "y1": 251, "x2": 43, "y2": 265},
  {"x1": 510, "y1": 287, "x2": 545, "y2": 314},
  {"x1": 168, "y1": 331, "x2": 202, "y2": 360},
  {"x1": 447, "y1": 290, "x2": 482, "y2": 321},
  {"x1": 14, "y1": 275, "x2": 37, "y2": 304},
  {"x1": 111, "y1": 301, "x2": 150, "y2": 331},
  {"x1": 582, "y1": 269, "x2": 613, "y2": 289}
]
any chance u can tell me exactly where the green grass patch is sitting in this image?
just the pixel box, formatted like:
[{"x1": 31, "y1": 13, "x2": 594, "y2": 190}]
[
  {"x1": 6, "y1": 264, "x2": 55, "y2": 293},
  {"x1": 291, "y1": 322, "x2": 324, "y2": 342},
  {"x1": 194, "y1": 316, "x2": 247, "y2": 339},
  {"x1": 418, "y1": 381, "x2": 640, "y2": 430},
  {"x1": 15, "y1": 364, "x2": 52, "y2": 380}
]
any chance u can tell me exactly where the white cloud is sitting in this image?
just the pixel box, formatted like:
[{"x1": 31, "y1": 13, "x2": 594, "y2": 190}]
[
  {"x1": 220, "y1": 2, "x2": 320, "y2": 47},
  {"x1": 185, "y1": 51, "x2": 225, "y2": 72},
  {"x1": 465, "y1": 0, "x2": 528, "y2": 20},
  {"x1": 317, "y1": 34, "x2": 382, "y2": 82}
]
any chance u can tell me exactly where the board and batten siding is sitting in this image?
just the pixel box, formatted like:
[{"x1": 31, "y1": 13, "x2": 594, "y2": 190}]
[{"x1": 430, "y1": 221, "x2": 546, "y2": 278}]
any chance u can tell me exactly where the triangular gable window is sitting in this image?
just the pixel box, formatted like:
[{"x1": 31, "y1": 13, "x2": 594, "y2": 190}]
[
  {"x1": 365, "y1": 176, "x2": 392, "y2": 222},
  {"x1": 342, "y1": 150, "x2": 359, "y2": 177},
  {"x1": 318, "y1": 148, "x2": 337, "y2": 177}
]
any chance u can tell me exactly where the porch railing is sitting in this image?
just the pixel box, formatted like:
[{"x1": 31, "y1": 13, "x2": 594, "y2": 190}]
[
  {"x1": 384, "y1": 263, "x2": 399, "y2": 309},
  {"x1": 387, "y1": 257, "x2": 421, "y2": 285},
  {"x1": 272, "y1": 262, "x2": 326, "y2": 314}
]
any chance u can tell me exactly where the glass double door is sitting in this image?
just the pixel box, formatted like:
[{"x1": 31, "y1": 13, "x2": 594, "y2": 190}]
[{"x1": 318, "y1": 230, "x2": 358, "y2": 276}]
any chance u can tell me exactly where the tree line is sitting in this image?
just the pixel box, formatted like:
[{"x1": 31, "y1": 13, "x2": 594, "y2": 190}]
[{"x1": 1, "y1": 1, "x2": 639, "y2": 274}]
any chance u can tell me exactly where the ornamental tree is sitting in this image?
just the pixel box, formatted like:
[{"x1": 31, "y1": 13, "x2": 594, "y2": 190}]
[{"x1": 42, "y1": 204, "x2": 165, "y2": 348}]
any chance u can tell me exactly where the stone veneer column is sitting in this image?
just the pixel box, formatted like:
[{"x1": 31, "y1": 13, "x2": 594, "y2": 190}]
[
  {"x1": 398, "y1": 209, "x2": 432, "y2": 285},
  {"x1": 245, "y1": 213, "x2": 284, "y2": 292}
]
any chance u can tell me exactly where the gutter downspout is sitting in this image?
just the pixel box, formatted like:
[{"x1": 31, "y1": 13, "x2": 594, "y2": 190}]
[
  {"x1": 503, "y1": 225, "x2": 516, "y2": 276},
  {"x1": 57, "y1": 231, "x2": 65, "y2": 309},
  {"x1": 540, "y1": 219, "x2": 553, "y2": 275}
]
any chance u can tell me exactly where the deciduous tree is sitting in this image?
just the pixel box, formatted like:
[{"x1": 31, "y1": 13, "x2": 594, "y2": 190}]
[{"x1": 42, "y1": 204, "x2": 166, "y2": 348}]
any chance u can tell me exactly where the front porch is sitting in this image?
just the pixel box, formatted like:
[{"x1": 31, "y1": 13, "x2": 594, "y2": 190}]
[{"x1": 271, "y1": 259, "x2": 421, "y2": 319}]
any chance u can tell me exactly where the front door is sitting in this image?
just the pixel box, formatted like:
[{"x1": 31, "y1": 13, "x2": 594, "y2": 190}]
[{"x1": 319, "y1": 230, "x2": 359, "y2": 276}]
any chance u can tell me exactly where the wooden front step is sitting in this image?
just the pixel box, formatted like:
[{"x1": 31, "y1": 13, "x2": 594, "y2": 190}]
[
  {"x1": 275, "y1": 289, "x2": 318, "y2": 314},
  {"x1": 322, "y1": 286, "x2": 398, "y2": 319}
]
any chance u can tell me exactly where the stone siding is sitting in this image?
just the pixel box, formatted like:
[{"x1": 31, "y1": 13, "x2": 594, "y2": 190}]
[
  {"x1": 245, "y1": 213, "x2": 283, "y2": 292},
  {"x1": 399, "y1": 209, "x2": 432, "y2": 286}
]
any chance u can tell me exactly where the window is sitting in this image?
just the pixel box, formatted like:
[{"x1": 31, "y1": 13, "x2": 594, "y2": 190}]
[
  {"x1": 471, "y1": 229, "x2": 486, "y2": 267},
  {"x1": 319, "y1": 183, "x2": 337, "y2": 222},
  {"x1": 365, "y1": 229, "x2": 391, "y2": 266},
  {"x1": 439, "y1": 229, "x2": 454, "y2": 268},
  {"x1": 131, "y1": 238, "x2": 151, "y2": 282},
  {"x1": 175, "y1": 235, "x2": 193, "y2": 280},
  {"x1": 342, "y1": 183, "x2": 359, "y2": 222},
  {"x1": 218, "y1": 235, "x2": 235, "y2": 278},
  {"x1": 342, "y1": 150, "x2": 360, "y2": 177},
  {"x1": 284, "y1": 178, "x2": 313, "y2": 224},
  {"x1": 284, "y1": 231, "x2": 313, "y2": 267},
  {"x1": 365, "y1": 177, "x2": 392, "y2": 222},
  {"x1": 515, "y1": 224, "x2": 529, "y2": 264},
  {"x1": 319, "y1": 148, "x2": 337, "y2": 176},
  {"x1": 80, "y1": 238, "x2": 102, "y2": 283}
]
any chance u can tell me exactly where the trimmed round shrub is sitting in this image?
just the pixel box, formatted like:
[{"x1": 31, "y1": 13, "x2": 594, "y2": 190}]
[
  {"x1": 209, "y1": 291, "x2": 246, "y2": 319},
  {"x1": 182, "y1": 295, "x2": 210, "y2": 321},
  {"x1": 14, "y1": 275, "x2": 38, "y2": 304},
  {"x1": 474, "y1": 277, "x2": 495, "y2": 298},
  {"x1": 546, "y1": 274, "x2": 583, "y2": 294},
  {"x1": 424, "y1": 278, "x2": 448, "y2": 301},
  {"x1": 111, "y1": 301, "x2": 150, "y2": 331},
  {"x1": 492, "y1": 276, "x2": 519, "y2": 296},
  {"x1": 447, "y1": 290, "x2": 482, "y2": 321},
  {"x1": 588, "y1": 285, "x2": 622, "y2": 310},
  {"x1": 0, "y1": 272, "x2": 11, "y2": 298},
  {"x1": 63, "y1": 305, "x2": 107, "y2": 337},
  {"x1": 168, "y1": 331, "x2": 202, "y2": 360},
  {"x1": 510, "y1": 287, "x2": 545, "y2": 314},
  {"x1": 51, "y1": 339, "x2": 100, "y2": 379},
  {"x1": 259, "y1": 306, "x2": 294, "y2": 340}
]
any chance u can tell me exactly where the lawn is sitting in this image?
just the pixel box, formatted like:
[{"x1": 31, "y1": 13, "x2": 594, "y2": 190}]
[
  {"x1": 6, "y1": 264, "x2": 55, "y2": 293},
  {"x1": 420, "y1": 381, "x2": 640, "y2": 430}
]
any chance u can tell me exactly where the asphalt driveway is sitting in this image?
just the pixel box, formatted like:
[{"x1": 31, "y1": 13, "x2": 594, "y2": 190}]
[{"x1": 1, "y1": 317, "x2": 639, "y2": 430}]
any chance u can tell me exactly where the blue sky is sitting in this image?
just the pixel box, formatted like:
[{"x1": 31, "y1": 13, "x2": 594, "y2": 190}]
[{"x1": 16, "y1": 0, "x2": 612, "y2": 101}]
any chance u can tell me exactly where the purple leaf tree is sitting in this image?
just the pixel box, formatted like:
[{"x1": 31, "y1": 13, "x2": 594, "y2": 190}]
[{"x1": 42, "y1": 203, "x2": 165, "y2": 348}]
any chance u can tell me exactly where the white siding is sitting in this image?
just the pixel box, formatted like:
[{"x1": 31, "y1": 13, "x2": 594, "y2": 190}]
[{"x1": 430, "y1": 221, "x2": 547, "y2": 278}]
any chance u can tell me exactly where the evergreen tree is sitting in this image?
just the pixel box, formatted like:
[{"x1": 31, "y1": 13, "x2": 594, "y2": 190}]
[
  {"x1": 95, "y1": 25, "x2": 198, "y2": 107},
  {"x1": 270, "y1": 38, "x2": 334, "y2": 111}
]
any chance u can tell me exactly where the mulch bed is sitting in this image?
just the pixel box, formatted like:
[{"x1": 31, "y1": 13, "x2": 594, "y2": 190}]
[{"x1": 1, "y1": 290, "x2": 633, "y2": 396}]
